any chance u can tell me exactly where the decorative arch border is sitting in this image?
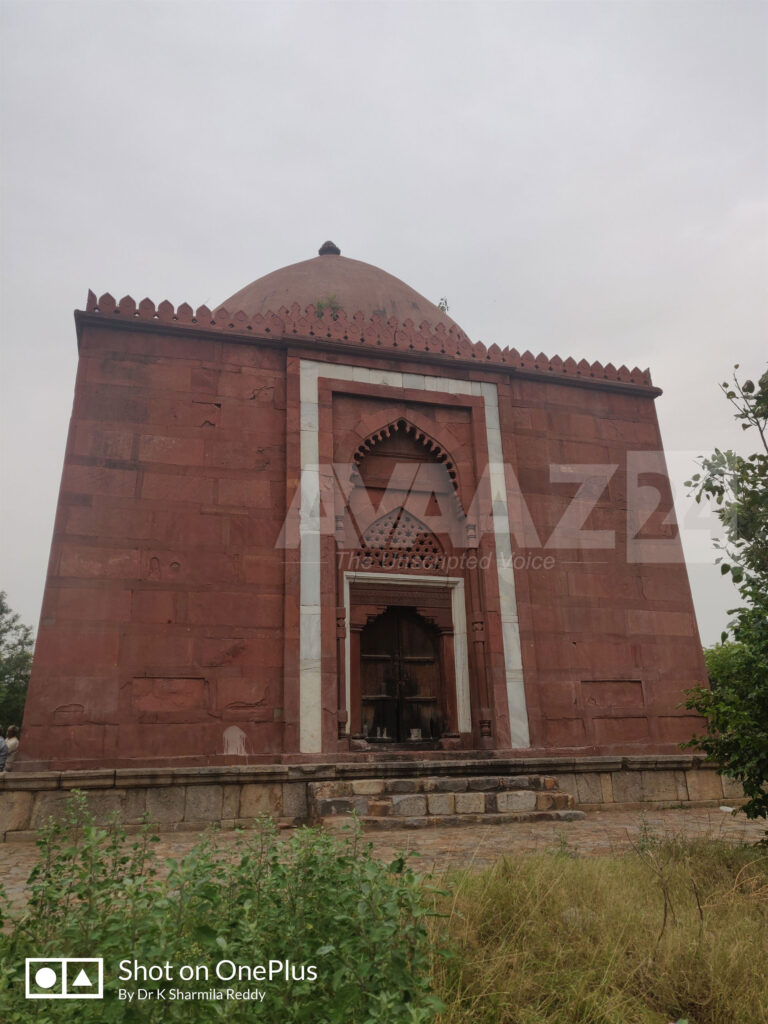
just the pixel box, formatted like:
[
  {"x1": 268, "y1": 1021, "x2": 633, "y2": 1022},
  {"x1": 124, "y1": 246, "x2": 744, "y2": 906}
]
[
  {"x1": 298, "y1": 360, "x2": 528, "y2": 754},
  {"x1": 342, "y1": 415, "x2": 467, "y2": 532},
  {"x1": 352, "y1": 417, "x2": 460, "y2": 494}
]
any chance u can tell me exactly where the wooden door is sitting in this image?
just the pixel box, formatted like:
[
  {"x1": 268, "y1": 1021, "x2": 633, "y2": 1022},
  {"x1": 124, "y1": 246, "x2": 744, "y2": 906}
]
[{"x1": 360, "y1": 607, "x2": 442, "y2": 742}]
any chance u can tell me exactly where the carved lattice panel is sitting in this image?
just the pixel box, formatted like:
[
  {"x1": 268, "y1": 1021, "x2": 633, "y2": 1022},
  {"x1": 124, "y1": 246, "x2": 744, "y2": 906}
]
[{"x1": 358, "y1": 507, "x2": 443, "y2": 570}]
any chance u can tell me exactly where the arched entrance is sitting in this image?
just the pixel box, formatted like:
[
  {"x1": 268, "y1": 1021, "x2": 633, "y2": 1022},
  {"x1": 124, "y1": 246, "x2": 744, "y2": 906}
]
[{"x1": 360, "y1": 606, "x2": 442, "y2": 743}]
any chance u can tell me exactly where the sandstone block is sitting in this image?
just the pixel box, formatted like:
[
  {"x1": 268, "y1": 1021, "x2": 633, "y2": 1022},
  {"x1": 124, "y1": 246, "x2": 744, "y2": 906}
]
[
  {"x1": 185, "y1": 785, "x2": 223, "y2": 822},
  {"x1": 367, "y1": 800, "x2": 392, "y2": 816},
  {"x1": 86, "y1": 791, "x2": 125, "y2": 824},
  {"x1": 503, "y1": 775, "x2": 533, "y2": 790},
  {"x1": 351, "y1": 780, "x2": 385, "y2": 795},
  {"x1": 454, "y1": 792, "x2": 485, "y2": 814},
  {"x1": 496, "y1": 791, "x2": 536, "y2": 812},
  {"x1": 314, "y1": 797, "x2": 369, "y2": 817},
  {"x1": 552, "y1": 774, "x2": 578, "y2": 800},
  {"x1": 576, "y1": 773, "x2": 605, "y2": 804},
  {"x1": 222, "y1": 785, "x2": 240, "y2": 820},
  {"x1": 641, "y1": 770, "x2": 687, "y2": 802},
  {"x1": 0, "y1": 790, "x2": 33, "y2": 832},
  {"x1": 146, "y1": 786, "x2": 186, "y2": 824},
  {"x1": 123, "y1": 788, "x2": 148, "y2": 823},
  {"x1": 427, "y1": 793, "x2": 455, "y2": 815},
  {"x1": 385, "y1": 779, "x2": 421, "y2": 794},
  {"x1": 391, "y1": 795, "x2": 427, "y2": 816},
  {"x1": 686, "y1": 770, "x2": 724, "y2": 802},
  {"x1": 468, "y1": 777, "x2": 499, "y2": 791},
  {"x1": 611, "y1": 771, "x2": 643, "y2": 804},
  {"x1": 423, "y1": 778, "x2": 468, "y2": 792},
  {"x1": 536, "y1": 792, "x2": 573, "y2": 811},
  {"x1": 282, "y1": 783, "x2": 308, "y2": 818},
  {"x1": 240, "y1": 783, "x2": 282, "y2": 818},
  {"x1": 721, "y1": 775, "x2": 745, "y2": 800}
]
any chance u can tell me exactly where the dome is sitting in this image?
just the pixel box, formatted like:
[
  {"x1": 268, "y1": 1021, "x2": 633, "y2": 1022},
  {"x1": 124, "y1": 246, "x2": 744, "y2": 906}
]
[{"x1": 219, "y1": 242, "x2": 466, "y2": 336}]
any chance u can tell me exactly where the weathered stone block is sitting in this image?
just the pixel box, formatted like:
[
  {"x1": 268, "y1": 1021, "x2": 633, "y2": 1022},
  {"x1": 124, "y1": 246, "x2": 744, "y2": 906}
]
[
  {"x1": 386, "y1": 779, "x2": 420, "y2": 794},
  {"x1": 641, "y1": 770, "x2": 687, "y2": 802},
  {"x1": 721, "y1": 775, "x2": 745, "y2": 800},
  {"x1": 503, "y1": 775, "x2": 533, "y2": 790},
  {"x1": 0, "y1": 790, "x2": 33, "y2": 832},
  {"x1": 427, "y1": 793, "x2": 455, "y2": 815},
  {"x1": 314, "y1": 797, "x2": 369, "y2": 817},
  {"x1": 686, "y1": 770, "x2": 724, "y2": 802},
  {"x1": 424, "y1": 778, "x2": 468, "y2": 792},
  {"x1": 367, "y1": 800, "x2": 392, "y2": 816},
  {"x1": 576, "y1": 773, "x2": 606, "y2": 804},
  {"x1": 85, "y1": 791, "x2": 125, "y2": 824},
  {"x1": 496, "y1": 791, "x2": 536, "y2": 812},
  {"x1": 185, "y1": 785, "x2": 224, "y2": 822},
  {"x1": 146, "y1": 786, "x2": 186, "y2": 824},
  {"x1": 240, "y1": 783, "x2": 282, "y2": 818},
  {"x1": 308, "y1": 781, "x2": 352, "y2": 800},
  {"x1": 600, "y1": 773, "x2": 614, "y2": 803},
  {"x1": 222, "y1": 785, "x2": 240, "y2": 820},
  {"x1": 351, "y1": 780, "x2": 384, "y2": 795},
  {"x1": 468, "y1": 777, "x2": 499, "y2": 791},
  {"x1": 282, "y1": 783, "x2": 308, "y2": 818},
  {"x1": 536, "y1": 792, "x2": 573, "y2": 810},
  {"x1": 454, "y1": 792, "x2": 485, "y2": 814},
  {"x1": 552, "y1": 774, "x2": 578, "y2": 800},
  {"x1": 123, "y1": 788, "x2": 148, "y2": 823},
  {"x1": 611, "y1": 771, "x2": 643, "y2": 804},
  {"x1": 391, "y1": 795, "x2": 427, "y2": 816}
]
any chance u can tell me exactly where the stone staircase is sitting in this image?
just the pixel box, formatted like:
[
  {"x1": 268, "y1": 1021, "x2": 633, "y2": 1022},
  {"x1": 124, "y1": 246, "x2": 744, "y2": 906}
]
[{"x1": 308, "y1": 774, "x2": 585, "y2": 830}]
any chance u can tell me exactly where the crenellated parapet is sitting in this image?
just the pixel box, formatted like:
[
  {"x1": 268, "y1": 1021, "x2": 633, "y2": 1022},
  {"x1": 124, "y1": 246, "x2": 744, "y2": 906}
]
[{"x1": 83, "y1": 290, "x2": 654, "y2": 387}]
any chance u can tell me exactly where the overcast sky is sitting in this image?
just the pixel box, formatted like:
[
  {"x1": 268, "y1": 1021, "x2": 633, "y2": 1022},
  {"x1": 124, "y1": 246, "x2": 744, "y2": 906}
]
[{"x1": 1, "y1": 0, "x2": 766, "y2": 646}]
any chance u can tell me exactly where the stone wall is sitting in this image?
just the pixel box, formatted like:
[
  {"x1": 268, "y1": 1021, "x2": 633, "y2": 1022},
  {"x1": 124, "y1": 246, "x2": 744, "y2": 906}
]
[{"x1": 0, "y1": 756, "x2": 743, "y2": 841}]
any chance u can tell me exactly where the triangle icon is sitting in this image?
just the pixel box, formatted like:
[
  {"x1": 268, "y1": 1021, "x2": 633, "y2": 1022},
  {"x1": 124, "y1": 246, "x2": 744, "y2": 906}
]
[{"x1": 72, "y1": 968, "x2": 92, "y2": 987}]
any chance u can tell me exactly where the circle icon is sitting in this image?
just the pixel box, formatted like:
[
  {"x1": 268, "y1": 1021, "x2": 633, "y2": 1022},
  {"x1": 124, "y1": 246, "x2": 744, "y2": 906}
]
[{"x1": 34, "y1": 966, "x2": 58, "y2": 990}]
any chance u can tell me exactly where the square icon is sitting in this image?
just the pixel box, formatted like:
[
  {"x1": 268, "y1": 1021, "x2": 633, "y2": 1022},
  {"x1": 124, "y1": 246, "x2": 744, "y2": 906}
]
[{"x1": 26, "y1": 958, "x2": 104, "y2": 999}]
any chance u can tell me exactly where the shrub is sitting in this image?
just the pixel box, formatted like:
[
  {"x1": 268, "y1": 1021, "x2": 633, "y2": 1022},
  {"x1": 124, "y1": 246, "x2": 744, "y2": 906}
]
[{"x1": 0, "y1": 792, "x2": 445, "y2": 1023}]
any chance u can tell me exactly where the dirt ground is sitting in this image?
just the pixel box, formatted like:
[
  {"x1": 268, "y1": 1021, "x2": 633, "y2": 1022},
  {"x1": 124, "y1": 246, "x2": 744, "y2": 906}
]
[{"x1": 2, "y1": 806, "x2": 765, "y2": 919}]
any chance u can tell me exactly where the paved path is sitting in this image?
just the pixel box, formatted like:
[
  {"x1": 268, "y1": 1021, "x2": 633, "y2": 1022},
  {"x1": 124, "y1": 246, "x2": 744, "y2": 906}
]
[{"x1": 1, "y1": 808, "x2": 765, "y2": 919}]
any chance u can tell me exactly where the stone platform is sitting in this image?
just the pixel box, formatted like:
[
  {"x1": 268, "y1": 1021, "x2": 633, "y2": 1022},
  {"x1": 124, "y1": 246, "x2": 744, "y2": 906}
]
[{"x1": 0, "y1": 754, "x2": 743, "y2": 841}]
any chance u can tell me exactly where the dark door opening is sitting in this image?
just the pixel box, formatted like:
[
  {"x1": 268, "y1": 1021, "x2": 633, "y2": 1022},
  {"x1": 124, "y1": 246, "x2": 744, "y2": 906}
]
[{"x1": 360, "y1": 606, "x2": 443, "y2": 743}]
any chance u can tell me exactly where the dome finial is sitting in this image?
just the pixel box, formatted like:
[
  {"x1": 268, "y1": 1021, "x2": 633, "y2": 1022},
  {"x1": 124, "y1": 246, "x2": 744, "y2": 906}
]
[{"x1": 318, "y1": 240, "x2": 341, "y2": 256}]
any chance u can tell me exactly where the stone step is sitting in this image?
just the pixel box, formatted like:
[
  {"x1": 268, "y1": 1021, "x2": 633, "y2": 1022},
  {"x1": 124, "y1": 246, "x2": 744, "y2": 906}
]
[
  {"x1": 323, "y1": 809, "x2": 586, "y2": 831},
  {"x1": 307, "y1": 774, "x2": 582, "y2": 828}
]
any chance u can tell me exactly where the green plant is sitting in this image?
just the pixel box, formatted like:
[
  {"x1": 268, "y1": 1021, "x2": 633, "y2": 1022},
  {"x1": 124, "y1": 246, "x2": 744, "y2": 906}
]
[
  {"x1": 0, "y1": 590, "x2": 33, "y2": 728},
  {"x1": 0, "y1": 792, "x2": 446, "y2": 1022},
  {"x1": 432, "y1": 837, "x2": 768, "y2": 1024},
  {"x1": 684, "y1": 365, "x2": 768, "y2": 838},
  {"x1": 315, "y1": 294, "x2": 342, "y2": 321}
]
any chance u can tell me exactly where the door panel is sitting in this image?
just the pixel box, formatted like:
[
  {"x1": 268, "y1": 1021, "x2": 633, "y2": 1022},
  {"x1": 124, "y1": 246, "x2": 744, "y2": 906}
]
[{"x1": 360, "y1": 607, "x2": 442, "y2": 742}]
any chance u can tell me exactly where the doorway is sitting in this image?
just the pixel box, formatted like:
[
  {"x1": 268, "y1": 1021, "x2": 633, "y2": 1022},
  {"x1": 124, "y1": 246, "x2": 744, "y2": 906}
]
[{"x1": 360, "y1": 606, "x2": 443, "y2": 743}]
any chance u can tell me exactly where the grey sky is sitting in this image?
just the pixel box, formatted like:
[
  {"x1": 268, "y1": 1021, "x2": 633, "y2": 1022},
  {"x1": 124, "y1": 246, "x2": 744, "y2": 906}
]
[{"x1": 1, "y1": 0, "x2": 766, "y2": 645}]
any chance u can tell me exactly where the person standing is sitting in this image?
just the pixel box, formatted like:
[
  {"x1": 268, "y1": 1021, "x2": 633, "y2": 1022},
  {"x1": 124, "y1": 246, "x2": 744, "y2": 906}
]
[{"x1": 3, "y1": 725, "x2": 19, "y2": 771}]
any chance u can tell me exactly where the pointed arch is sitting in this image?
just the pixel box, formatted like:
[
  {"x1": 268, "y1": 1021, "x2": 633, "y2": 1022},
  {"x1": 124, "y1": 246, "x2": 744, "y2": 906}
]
[{"x1": 352, "y1": 417, "x2": 459, "y2": 493}]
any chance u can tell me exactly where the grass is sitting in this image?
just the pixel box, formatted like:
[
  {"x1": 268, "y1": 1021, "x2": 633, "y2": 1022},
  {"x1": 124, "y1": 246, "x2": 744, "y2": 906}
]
[{"x1": 431, "y1": 834, "x2": 768, "y2": 1024}]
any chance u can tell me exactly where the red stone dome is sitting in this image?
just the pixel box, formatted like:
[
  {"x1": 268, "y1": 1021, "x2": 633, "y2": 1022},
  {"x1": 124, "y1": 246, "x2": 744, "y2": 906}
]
[{"x1": 219, "y1": 243, "x2": 466, "y2": 335}]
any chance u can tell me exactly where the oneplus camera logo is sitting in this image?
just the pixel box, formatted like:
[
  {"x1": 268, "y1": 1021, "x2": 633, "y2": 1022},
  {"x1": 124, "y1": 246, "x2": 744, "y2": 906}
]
[{"x1": 25, "y1": 958, "x2": 104, "y2": 999}]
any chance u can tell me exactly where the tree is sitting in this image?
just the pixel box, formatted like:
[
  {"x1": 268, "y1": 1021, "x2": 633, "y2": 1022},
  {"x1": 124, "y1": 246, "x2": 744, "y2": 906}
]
[
  {"x1": 683, "y1": 366, "x2": 768, "y2": 834},
  {"x1": 0, "y1": 591, "x2": 34, "y2": 729}
]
